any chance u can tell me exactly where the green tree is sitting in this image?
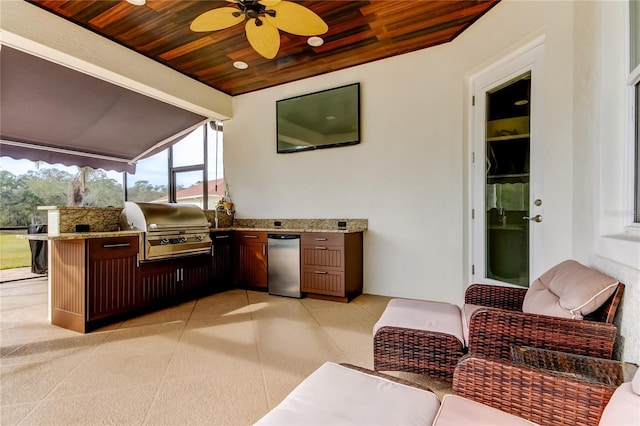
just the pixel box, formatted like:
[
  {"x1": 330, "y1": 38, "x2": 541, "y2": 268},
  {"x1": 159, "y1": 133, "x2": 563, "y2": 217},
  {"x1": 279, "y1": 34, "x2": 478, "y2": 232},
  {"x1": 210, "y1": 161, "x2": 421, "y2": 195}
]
[{"x1": 127, "y1": 180, "x2": 167, "y2": 202}]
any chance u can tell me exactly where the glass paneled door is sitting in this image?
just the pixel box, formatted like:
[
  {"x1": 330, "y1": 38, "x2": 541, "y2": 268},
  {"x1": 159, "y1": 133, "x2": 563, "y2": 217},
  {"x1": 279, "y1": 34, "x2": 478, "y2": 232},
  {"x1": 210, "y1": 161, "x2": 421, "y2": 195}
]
[
  {"x1": 484, "y1": 73, "x2": 531, "y2": 286},
  {"x1": 471, "y1": 40, "x2": 544, "y2": 288}
]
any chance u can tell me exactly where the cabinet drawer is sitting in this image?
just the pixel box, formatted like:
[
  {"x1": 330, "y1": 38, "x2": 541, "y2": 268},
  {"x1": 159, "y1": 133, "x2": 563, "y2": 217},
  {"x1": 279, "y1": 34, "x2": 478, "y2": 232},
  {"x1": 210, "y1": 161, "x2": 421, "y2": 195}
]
[
  {"x1": 301, "y1": 245, "x2": 344, "y2": 269},
  {"x1": 301, "y1": 268, "x2": 345, "y2": 297},
  {"x1": 234, "y1": 231, "x2": 267, "y2": 243},
  {"x1": 87, "y1": 236, "x2": 139, "y2": 259},
  {"x1": 301, "y1": 232, "x2": 344, "y2": 246}
]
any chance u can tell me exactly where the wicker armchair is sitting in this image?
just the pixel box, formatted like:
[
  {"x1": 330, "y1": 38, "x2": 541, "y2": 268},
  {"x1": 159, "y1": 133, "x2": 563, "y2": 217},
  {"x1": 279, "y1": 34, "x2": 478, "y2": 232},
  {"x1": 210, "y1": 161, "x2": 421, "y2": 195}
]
[
  {"x1": 466, "y1": 283, "x2": 623, "y2": 361},
  {"x1": 453, "y1": 353, "x2": 635, "y2": 426},
  {"x1": 373, "y1": 261, "x2": 624, "y2": 382}
]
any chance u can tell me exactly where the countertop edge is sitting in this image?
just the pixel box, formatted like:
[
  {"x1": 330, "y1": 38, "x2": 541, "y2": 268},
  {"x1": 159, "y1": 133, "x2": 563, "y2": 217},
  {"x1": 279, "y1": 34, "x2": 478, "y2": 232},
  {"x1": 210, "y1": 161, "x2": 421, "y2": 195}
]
[{"x1": 18, "y1": 227, "x2": 366, "y2": 241}]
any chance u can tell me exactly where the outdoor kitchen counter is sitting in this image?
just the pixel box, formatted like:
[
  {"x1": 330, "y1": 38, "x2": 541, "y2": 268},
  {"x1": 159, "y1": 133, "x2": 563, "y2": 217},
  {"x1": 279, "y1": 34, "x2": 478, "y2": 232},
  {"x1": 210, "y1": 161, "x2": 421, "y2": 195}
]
[
  {"x1": 17, "y1": 230, "x2": 142, "y2": 241},
  {"x1": 211, "y1": 227, "x2": 366, "y2": 233}
]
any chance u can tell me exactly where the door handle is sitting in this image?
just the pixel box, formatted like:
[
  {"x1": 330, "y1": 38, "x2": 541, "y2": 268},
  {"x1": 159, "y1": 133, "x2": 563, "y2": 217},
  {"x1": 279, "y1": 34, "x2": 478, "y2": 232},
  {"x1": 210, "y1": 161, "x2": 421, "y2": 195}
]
[{"x1": 523, "y1": 215, "x2": 543, "y2": 223}]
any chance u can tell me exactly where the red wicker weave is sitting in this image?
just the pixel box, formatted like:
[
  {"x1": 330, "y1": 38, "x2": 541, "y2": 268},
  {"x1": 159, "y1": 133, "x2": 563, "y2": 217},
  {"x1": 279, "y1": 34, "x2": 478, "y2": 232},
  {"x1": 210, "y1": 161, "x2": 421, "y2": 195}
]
[
  {"x1": 467, "y1": 284, "x2": 623, "y2": 360},
  {"x1": 373, "y1": 327, "x2": 464, "y2": 381},
  {"x1": 453, "y1": 354, "x2": 618, "y2": 426},
  {"x1": 373, "y1": 282, "x2": 624, "y2": 382}
]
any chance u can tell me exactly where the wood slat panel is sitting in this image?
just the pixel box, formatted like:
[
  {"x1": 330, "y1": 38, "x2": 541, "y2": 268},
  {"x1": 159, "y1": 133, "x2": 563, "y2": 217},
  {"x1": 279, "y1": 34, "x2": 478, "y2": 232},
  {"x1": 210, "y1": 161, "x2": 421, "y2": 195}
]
[
  {"x1": 51, "y1": 240, "x2": 86, "y2": 332},
  {"x1": 29, "y1": 0, "x2": 499, "y2": 95}
]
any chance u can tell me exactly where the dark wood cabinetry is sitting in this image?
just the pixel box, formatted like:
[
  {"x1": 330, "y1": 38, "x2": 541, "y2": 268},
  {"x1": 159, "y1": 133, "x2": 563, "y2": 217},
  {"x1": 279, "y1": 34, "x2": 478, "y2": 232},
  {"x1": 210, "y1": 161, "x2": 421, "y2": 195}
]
[
  {"x1": 301, "y1": 232, "x2": 363, "y2": 302},
  {"x1": 86, "y1": 236, "x2": 139, "y2": 321},
  {"x1": 211, "y1": 232, "x2": 233, "y2": 290},
  {"x1": 51, "y1": 235, "x2": 140, "y2": 332},
  {"x1": 233, "y1": 231, "x2": 267, "y2": 289},
  {"x1": 140, "y1": 255, "x2": 210, "y2": 306}
]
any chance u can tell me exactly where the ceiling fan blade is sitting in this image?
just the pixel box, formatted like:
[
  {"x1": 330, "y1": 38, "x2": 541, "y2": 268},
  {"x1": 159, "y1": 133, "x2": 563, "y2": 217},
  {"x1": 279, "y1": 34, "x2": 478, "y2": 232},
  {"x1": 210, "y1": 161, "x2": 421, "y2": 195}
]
[
  {"x1": 190, "y1": 7, "x2": 244, "y2": 32},
  {"x1": 265, "y1": 1, "x2": 328, "y2": 36},
  {"x1": 245, "y1": 19, "x2": 280, "y2": 59},
  {"x1": 259, "y1": 0, "x2": 281, "y2": 6}
]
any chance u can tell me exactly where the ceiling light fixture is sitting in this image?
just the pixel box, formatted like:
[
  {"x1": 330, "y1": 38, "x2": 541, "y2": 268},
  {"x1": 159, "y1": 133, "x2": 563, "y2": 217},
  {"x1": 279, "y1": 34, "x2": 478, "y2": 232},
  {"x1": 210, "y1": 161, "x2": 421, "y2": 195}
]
[
  {"x1": 190, "y1": 0, "x2": 328, "y2": 60},
  {"x1": 125, "y1": 0, "x2": 146, "y2": 6},
  {"x1": 233, "y1": 61, "x2": 249, "y2": 70},
  {"x1": 307, "y1": 36, "x2": 324, "y2": 47}
]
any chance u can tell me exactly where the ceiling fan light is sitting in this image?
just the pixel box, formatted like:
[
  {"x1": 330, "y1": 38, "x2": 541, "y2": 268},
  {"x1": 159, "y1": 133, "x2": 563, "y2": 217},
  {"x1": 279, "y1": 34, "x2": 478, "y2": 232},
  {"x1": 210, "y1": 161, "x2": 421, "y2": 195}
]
[
  {"x1": 125, "y1": 0, "x2": 146, "y2": 6},
  {"x1": 233, "y1": 61, "x2": 249, "y2": 69},
  {"x1": 307, "y1": 36, "x2": 324, "y2": 47}
]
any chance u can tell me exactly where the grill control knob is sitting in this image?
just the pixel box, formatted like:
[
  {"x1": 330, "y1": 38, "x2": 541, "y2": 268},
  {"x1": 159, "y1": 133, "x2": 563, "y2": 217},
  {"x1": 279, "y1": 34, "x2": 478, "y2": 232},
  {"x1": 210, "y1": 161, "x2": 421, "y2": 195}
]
[
  {"x1": 195, "y1": 235, "x2": 203, "y2": 242},
  {"x1": 180, "y1": 237, "x2": 188, "y2": 243},
  {"x1": 160, "y1": 238, "x2": 169, "y2": 245}
]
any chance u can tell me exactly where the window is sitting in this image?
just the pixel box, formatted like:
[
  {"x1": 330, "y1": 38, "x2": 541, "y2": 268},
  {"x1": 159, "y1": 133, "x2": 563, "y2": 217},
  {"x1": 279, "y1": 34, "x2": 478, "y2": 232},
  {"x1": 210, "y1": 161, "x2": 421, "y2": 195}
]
[
  {"x1": 0, "y1": 158, "x2": 124, "y2": 226},
  {"x1": 126, "y1": 121, "x2": 224, "y2": 208},
  {"x1": 631, "y1": 0, "x2": 640, "y2": 223}
]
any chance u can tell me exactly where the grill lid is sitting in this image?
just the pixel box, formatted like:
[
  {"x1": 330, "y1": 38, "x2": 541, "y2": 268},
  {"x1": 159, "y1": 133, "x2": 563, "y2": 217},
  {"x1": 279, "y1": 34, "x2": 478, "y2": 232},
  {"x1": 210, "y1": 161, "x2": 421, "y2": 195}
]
[{"x1": 120, "y1": 201, "x2": 210, "y2": 231}]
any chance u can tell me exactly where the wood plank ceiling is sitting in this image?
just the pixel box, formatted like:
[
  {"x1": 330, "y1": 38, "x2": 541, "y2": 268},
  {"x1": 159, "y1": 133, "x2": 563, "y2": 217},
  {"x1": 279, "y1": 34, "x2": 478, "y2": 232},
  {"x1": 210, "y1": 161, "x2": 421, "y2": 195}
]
[{"x1": 29, "y1": 0, "x2": 499, "y2": 96}]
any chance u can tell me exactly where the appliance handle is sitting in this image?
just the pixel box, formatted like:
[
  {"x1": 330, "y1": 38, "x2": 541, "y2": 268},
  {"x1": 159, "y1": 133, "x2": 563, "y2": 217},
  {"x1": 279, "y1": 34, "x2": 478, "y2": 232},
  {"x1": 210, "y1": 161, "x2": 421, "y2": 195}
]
[{"x1": 267, "y1": 234, "x2": 300, "y2": 240}]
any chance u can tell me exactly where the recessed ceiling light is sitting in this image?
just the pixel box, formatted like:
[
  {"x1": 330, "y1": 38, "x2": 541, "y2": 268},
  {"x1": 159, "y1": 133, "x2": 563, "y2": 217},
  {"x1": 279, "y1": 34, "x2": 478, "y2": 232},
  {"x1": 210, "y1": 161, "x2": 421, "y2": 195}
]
[
  {"x1": 326, "y1": 115, "x2": 336, "y2": 120},
  {"x1": 126, "y1": 0, "x2": 146, "y2": 5},
  {"x1": 233, "y1": 61, "x2": 249, "y2": 70},
  {"x1": 307, "y1": 37, "x2": 324, "y2": 47},
  {"x1": 514, "y1": 100, "x2": 529, "y2": 106}
]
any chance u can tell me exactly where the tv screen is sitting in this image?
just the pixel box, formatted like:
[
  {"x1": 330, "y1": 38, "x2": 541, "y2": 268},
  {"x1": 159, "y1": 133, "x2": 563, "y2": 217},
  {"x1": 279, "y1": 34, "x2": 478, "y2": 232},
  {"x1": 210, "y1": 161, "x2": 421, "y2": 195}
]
[{"x1": 276, "y1": 83, "x2": 360, "y2": 153}]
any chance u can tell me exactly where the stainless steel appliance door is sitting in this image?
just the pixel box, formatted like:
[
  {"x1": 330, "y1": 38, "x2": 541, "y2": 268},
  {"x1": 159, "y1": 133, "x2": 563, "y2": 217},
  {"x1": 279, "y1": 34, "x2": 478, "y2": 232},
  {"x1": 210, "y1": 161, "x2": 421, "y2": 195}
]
[{"x1": 267, "y1": 234, "x2": 301, "y2": 298}]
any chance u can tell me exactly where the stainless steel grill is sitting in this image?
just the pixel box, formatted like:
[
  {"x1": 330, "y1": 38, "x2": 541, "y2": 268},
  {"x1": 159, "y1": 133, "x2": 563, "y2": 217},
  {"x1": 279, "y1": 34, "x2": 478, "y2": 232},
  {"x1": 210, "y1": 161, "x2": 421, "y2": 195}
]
[{"x1": 120, "y1": 202, "x2": 211, "y2": 261}]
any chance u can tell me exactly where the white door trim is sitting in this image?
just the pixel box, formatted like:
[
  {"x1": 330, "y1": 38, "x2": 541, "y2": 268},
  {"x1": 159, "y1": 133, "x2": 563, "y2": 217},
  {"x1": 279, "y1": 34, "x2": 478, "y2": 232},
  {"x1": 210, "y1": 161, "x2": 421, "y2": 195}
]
[{"x1": 467, "y1": 37, "x2": 546, "y2": 288}]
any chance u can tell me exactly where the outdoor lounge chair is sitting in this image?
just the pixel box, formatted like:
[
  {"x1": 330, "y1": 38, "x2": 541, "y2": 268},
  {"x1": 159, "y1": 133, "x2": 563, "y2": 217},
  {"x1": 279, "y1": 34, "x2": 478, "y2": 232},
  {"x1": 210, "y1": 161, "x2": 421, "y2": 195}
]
[
  {"x1": 373, "y1": 259, "x2": 624, "y2": 381},
  {"x1": 254, "y1": 356, "x2": 639, "y2": 425}
]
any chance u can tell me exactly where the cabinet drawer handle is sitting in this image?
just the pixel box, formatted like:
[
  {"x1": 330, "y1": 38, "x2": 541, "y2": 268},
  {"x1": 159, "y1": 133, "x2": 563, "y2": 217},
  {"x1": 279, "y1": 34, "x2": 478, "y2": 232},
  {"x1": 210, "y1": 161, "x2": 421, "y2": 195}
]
[
  {"x1": 215, "y1": 235, "x2": 230, "y2": 239},
  {"x1": 103, "y1": 243, "x2": 130, "y2": 248},
  {"x1": 244, "y1": 235, "x2": 258, "y2": 239},
  {"x1": 314, "y1": 238, "x2": 328, "y2": 241},
  {"x1": 314, "y1": 271, "x2": 328, "y2": 274},
  {"x1": 314, "y1": 246, "x2": 327, "y2": 250}
]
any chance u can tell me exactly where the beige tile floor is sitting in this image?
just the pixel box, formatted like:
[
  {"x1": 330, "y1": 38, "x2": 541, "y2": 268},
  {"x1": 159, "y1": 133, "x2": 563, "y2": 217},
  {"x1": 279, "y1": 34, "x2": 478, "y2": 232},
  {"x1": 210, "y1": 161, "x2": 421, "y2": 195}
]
[{"x1": 1, "y1": 277, "x2": 451, "y2": 425}]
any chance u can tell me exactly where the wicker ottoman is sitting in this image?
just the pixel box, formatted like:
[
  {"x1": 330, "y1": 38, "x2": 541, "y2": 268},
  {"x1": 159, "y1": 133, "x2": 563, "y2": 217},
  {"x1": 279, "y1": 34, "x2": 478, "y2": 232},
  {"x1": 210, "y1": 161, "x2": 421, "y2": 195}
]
[{"x1": 373, "y1": 299, "x2": 467, "y2": 381}]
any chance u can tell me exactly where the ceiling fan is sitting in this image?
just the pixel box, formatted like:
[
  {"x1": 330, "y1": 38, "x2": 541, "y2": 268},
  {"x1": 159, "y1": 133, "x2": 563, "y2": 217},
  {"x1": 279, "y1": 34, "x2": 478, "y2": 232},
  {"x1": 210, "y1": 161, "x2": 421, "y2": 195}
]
[{"x1": 190, "y1": 0, "x2": 328, "y2": 60}]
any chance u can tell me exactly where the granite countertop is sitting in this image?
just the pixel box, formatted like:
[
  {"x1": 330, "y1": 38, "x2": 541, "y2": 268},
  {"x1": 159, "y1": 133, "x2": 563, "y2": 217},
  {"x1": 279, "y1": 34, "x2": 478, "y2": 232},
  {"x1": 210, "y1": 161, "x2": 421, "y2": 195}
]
[
  {"x1": 212, "y1": 226, "x2": 365, "y2": 233},
  {"x1": 17, "y1": 230, "x2": 142, "y2": 241}
]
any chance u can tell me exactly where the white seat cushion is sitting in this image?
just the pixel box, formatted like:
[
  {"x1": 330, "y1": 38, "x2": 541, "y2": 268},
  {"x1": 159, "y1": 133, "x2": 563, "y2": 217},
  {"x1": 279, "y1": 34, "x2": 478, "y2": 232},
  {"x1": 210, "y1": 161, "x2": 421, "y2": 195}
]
[
  {"x1": 254, "y1": 362, "x2": 440, "y2": 425},
  {"x1": 373, "y1": 299, "x2": 465, "y2": 346},
  {"x1": 433, "y1": 394, "x2": 539, "y2": 425},
  {"x1": 598, "y1": 383, "x2": 640, "y2": 426}
]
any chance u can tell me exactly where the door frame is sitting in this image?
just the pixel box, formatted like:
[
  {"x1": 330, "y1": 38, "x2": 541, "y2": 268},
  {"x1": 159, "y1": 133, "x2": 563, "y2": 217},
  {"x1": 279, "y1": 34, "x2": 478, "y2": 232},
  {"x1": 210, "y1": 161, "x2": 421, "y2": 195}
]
[{"x1": 468, "y1": 37, "x2": 546, "y2": 287}]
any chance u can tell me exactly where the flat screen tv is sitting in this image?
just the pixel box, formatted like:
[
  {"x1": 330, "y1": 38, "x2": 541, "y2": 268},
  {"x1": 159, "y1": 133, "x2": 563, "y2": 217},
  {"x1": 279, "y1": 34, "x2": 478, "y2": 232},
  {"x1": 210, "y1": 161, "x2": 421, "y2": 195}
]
[{"x1": 276, "y1": 83, "x2": 360, "y2": 153}]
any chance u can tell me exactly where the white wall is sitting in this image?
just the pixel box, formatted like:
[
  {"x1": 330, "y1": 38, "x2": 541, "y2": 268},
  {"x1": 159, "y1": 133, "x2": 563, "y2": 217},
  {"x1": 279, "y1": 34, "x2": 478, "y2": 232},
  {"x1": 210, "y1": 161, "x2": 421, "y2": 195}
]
[
  {"x1": 573, "y1": 0, "x2": 640, "y2": 365},
  {"x1": 224, "y1": 0, "x2": 639, "y2": 362},
  {"x1": 225, "y1": 0, "x2": 575, "y2": 303}
]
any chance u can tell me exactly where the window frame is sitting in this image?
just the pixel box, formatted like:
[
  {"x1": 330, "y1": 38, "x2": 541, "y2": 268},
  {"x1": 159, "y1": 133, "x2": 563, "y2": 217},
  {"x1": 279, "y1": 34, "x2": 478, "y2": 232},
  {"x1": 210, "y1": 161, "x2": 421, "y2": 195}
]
[{"x1": 628, "y1": 0, "x2": 640, "y2": 228}]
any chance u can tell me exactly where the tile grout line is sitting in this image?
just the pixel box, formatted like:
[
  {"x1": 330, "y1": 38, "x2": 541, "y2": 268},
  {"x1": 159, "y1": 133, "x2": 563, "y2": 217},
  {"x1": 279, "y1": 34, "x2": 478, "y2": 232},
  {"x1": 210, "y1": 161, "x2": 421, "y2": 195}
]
[
  {"x1": 246, "y1": 290, "x2": 274, "y2": 415},
  {"x1": 139, "y1": 300, "x2": 198, "y2": 426},
  {"x1": 13, "y1": 329, "x2": 113, "y2": 425}
]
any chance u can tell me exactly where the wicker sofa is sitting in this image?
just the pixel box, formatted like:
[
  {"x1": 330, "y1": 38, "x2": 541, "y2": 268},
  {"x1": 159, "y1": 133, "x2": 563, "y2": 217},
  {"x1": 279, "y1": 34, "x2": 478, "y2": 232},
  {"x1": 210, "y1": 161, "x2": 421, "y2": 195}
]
[
  {"x1": 373, "y1": 260, "x2": 624, "y2": 381},
  {"x1": 254, "y1": 357, "x2": 639, "y2": 425}
]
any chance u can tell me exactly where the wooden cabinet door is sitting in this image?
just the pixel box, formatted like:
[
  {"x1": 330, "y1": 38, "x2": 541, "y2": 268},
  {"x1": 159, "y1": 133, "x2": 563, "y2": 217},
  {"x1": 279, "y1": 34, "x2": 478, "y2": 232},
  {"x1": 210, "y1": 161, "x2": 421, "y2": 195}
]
[
  {"x1": 233, "y1": 231, "x2": 267, "y2": 289},
  {"x1": 86, "y1": 236, "x2": 139, "y2": 321},
  {"x1": 179, "y1": 255, "x2": 211, "y2": 297},
  {"x1": 211, "y1": 232, "x2": 232, "y2": 290},
  {"x1": 140, "y1": 260, "x2": 178, "y2": 306}
]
